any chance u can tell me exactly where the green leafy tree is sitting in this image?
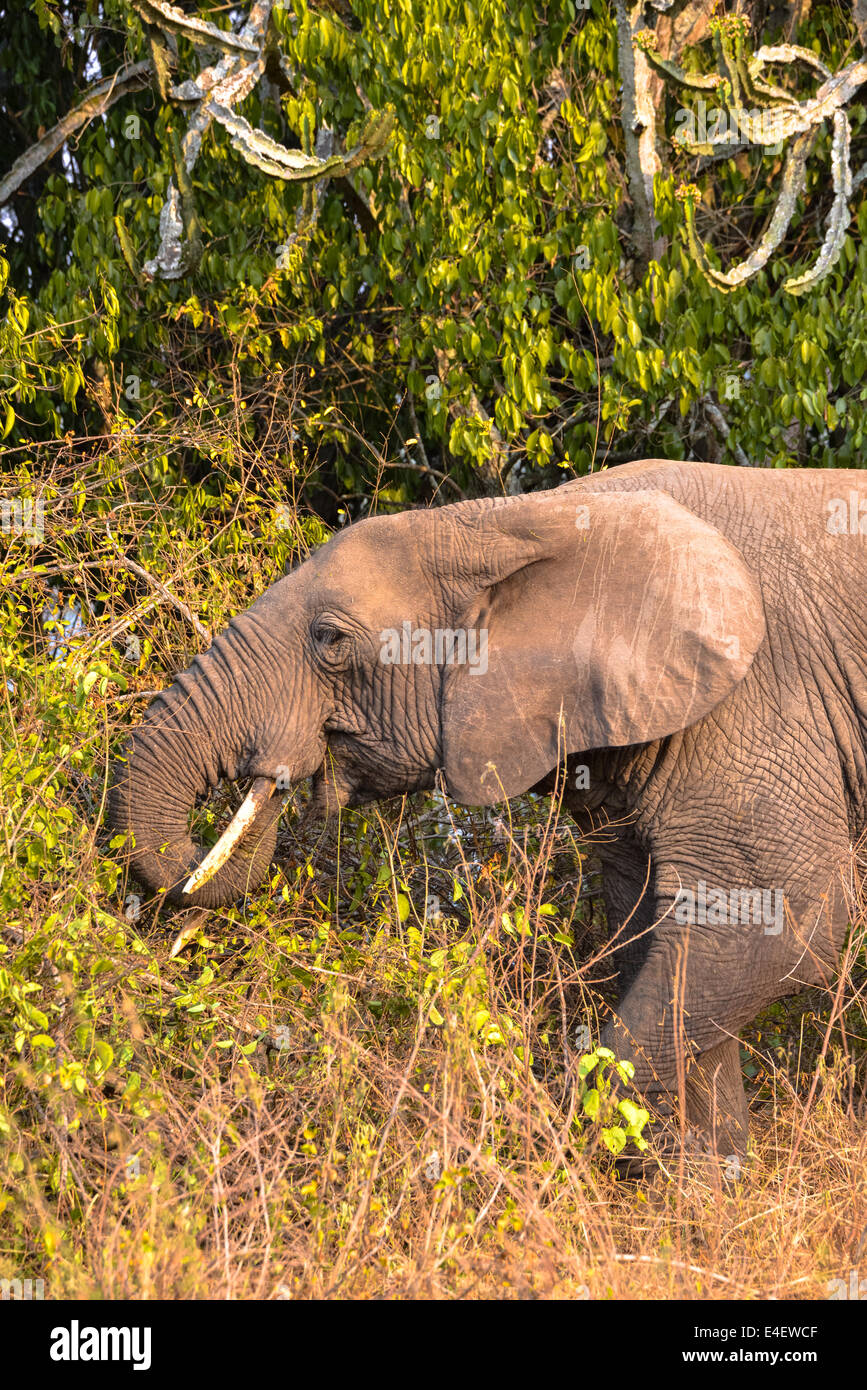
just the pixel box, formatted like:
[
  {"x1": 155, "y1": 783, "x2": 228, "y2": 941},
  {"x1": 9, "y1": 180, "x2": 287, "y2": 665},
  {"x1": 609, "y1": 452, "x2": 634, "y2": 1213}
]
[{"x1": 3, "y1": 0, "x2": 865, "y2": 505}]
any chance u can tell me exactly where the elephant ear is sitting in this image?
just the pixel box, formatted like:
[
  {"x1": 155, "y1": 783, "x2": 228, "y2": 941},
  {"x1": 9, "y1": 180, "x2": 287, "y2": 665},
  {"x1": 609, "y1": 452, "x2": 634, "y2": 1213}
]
[{"x1": 441, "y1": 488, "x2": 766, "y2": 806}]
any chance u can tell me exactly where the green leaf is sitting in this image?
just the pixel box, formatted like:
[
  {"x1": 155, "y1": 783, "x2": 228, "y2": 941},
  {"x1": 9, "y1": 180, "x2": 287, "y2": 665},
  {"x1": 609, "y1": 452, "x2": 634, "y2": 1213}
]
[{"x1": 601, "y1": 1126, "x2": 627, "y2": 1155}]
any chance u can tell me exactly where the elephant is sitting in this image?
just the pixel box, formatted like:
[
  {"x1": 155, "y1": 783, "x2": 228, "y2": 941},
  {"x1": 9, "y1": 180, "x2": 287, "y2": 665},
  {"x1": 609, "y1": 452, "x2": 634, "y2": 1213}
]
[{"x1": 108, "y1": 458, "x2": 867, "y2": 1159}]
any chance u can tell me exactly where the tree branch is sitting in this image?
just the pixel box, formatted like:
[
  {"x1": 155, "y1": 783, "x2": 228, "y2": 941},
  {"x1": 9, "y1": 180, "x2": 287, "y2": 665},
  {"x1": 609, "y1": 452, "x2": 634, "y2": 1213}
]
[
  {"x1": 703, "y1": 397, "x2": 751, "y2": 467},
  {"x1": 114, "y1": 556, "x2": 212, "y2": 643},
  {"x1": 613, "y1": 1, "x2": 663, "y2": 268},
  {"x1": 0, "y1": 60, "x2": 154, "y2": 208}
]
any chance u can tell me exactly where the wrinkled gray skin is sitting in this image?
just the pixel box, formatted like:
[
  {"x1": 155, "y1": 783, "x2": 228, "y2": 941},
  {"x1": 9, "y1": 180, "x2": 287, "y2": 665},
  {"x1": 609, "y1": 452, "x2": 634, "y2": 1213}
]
[{"x1": 109, "y1": 460, "x2": 867, "y2": 1156}]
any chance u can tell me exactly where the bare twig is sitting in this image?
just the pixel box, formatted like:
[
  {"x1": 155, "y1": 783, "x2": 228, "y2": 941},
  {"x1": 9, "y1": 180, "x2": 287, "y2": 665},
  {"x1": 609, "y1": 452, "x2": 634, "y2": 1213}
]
[{"x1": 115, "y1": 556, "x2": 212, "y2": 643}]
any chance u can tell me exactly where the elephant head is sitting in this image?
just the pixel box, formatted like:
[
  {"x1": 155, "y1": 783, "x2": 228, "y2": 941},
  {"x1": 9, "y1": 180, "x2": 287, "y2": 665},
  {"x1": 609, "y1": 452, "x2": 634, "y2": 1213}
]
[{"x1": 108, "y1": 483, "x2": 765, "y2": 907}]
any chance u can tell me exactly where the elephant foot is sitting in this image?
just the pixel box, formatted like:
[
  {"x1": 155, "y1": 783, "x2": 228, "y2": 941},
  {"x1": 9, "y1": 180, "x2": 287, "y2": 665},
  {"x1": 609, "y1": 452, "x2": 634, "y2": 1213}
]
[
  {"x1": 603, "y1": 1037, "x2": 749, "y2": 1181},
  {"x1": 611, "y1": 1122, "x2": 748, "y2": 1184},
  {"x1": 637, "y1": 1038, "x2": 749, "y2": 1180}
]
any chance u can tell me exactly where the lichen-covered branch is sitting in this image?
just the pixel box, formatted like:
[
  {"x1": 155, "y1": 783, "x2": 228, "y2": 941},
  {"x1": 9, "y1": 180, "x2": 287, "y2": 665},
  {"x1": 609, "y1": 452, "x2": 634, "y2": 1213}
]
[
  {"x1": 634, "y1": 28, "x2": 722, "y2": 90},
  {"x1": 142, "y1": 0, "x2": 271, "y2": 279},
  {"x1": 2, "y1": 1, "x2": 395, "y2": 285},
  {"x1": 138, "y1": 0, "x2": 392, "y2": 281},
  {"x1": 675, "y1": 131, "x2": 812, "y2": 292},
  {"x1": 784, "y1": 110, "x2": 852, "y2": 295},
  {"x1": 131, "y1": 0, "x2": 260, "y2": 56},
  {"x1": 614, "y1": 3, "x2": 662, "y2": 268},
  {"x1": 752, "y1": 44, "x2": 831, "y2": 80},
  {"x1": 209, "y1": 103, "x2": 394, "y2": 182}
]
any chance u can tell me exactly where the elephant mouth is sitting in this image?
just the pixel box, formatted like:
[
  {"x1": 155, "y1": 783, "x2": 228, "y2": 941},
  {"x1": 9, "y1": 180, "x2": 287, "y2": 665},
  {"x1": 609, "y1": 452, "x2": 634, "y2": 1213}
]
[
  {"x1": 182, "y1": 775, "x2": 277, "y2": 896},
  {"x1": 184, "y1": 752, "x2": 348, "y2": 896},
  {"x1": 310, "y1": 749, "x2": 439, "y2": 812},
  {"x1": 181, "y1": 751, "x2": 438, "y2": 896}
]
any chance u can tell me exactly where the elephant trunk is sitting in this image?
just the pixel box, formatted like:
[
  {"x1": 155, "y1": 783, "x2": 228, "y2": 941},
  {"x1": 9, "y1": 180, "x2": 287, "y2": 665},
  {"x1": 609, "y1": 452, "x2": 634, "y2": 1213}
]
[{"x1": 107, "y1": 612, "x2": 288, "y2": 908}]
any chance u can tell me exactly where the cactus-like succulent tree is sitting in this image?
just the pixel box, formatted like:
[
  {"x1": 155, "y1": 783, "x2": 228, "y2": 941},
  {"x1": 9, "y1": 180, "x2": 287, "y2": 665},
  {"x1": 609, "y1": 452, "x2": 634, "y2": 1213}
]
[{"x1": 635, "y1": 11, "x2": 867, "y2": 295}]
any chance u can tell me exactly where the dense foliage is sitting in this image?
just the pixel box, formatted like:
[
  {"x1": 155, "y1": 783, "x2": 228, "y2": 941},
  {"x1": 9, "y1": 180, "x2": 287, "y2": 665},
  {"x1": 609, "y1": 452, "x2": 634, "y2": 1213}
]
[{"x1": 3, "y1": 0, "x2": 867, "y2": 501}]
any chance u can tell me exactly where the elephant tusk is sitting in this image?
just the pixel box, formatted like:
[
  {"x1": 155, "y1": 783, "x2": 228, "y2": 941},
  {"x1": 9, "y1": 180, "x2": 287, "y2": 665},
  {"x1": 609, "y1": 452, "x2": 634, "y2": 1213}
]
[{"x1": 182, "y1": 776, "x2": 276, "y2": 897}]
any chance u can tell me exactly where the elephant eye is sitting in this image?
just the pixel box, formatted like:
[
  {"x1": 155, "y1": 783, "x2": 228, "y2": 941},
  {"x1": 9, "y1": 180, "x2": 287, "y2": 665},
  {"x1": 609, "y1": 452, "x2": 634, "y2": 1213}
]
[{"x1": 311, "y1": 616, "x2": 351, "y2": 653}]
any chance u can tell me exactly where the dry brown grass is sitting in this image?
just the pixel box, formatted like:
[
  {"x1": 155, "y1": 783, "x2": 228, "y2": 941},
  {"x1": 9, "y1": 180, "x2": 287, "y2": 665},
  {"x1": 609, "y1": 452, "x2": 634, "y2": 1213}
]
[
  {"x1": 3, "y1": 799, "x2": 864, "y2": 1302},
  {"x1": 25, "y1": 1003, "x2": 867, "y2": 1301}
]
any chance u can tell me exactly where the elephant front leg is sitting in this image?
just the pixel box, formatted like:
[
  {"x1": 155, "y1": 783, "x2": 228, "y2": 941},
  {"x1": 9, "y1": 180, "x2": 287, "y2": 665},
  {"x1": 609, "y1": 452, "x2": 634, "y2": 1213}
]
[{"x1": 599, "y1": 931, "x2": 754, "y2": 1161}]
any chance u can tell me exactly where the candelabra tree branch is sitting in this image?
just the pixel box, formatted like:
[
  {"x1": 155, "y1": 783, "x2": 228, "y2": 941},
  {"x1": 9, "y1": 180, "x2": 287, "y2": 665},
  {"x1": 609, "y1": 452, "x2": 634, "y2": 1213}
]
[
  {"x1": 2, "y1": 1, "x2": 395, "y2": 285},
  {"x1": 638, "y1": 8, "x2": 867, "y2": 295}
]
